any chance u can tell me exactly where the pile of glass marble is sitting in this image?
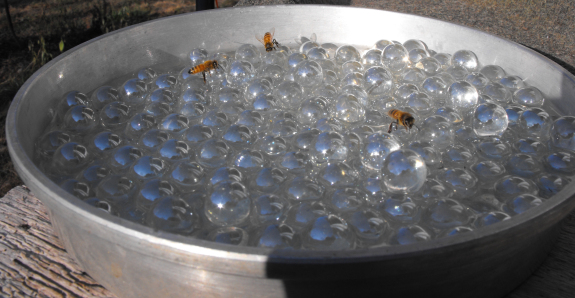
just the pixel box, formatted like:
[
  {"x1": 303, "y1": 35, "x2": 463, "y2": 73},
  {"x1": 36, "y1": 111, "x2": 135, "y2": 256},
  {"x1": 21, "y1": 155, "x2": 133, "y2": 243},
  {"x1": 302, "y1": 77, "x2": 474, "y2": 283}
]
[{"x1": 34, "y1": 35, "x2": 575, "y2": 250}]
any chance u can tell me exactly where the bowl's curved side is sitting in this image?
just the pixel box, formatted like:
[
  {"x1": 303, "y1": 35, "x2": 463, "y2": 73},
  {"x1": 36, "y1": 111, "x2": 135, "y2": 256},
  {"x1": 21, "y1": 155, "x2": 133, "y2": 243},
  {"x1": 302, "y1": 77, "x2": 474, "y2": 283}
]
[{"x1": 7, "y1": 5, "x2": 575, "y2": 298}]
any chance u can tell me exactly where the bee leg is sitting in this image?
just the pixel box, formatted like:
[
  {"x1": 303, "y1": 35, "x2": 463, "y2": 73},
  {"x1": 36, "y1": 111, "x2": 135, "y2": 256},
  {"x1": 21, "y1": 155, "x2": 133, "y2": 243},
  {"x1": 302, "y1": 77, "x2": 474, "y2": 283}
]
[
  {"x1": 388, "y1": 122, "x2": 394, "y2": 133},
  {"x1": 202, "y1": 71, "x2": 206, "y2": 84}
]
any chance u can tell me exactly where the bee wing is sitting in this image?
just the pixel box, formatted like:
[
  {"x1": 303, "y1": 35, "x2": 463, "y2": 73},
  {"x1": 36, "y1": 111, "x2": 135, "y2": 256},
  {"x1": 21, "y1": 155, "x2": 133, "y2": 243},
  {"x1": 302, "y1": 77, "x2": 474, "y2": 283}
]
[
  {"x1": 255, "y1": 33, "x2": 266, "y2": 45},
  {"x1": 310, "y1": 33, "x2": 317, "y2": 42},
  {"x1": 269, "y1": 27, "x2": 275, "y2": 39},
  {"x1": 294, "y1": 35, "x2": 303, "y2": 45}
]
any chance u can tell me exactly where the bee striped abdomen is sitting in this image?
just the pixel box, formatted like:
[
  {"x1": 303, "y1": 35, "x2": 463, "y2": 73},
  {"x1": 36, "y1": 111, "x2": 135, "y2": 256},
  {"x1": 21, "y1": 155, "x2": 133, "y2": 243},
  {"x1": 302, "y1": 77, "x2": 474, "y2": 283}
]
[{"x1": 190, "y1": 64, "x2": 205, "y2": 74}]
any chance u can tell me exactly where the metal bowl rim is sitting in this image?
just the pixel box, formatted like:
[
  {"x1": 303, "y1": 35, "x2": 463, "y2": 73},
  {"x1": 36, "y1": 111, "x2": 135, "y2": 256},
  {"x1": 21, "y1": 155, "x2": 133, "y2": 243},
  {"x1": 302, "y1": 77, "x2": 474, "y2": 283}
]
[{"x1": 7, "y1": 4, "x2": 575, "y2": 263}]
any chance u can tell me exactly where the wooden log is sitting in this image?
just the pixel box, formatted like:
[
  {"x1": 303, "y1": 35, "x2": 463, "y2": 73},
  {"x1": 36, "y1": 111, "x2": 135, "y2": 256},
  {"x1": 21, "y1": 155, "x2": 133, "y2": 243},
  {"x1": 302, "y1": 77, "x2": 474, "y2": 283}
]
[
  {"x1": 0, "y1": 186, "x2": 116, "y2": 298},
  {"x1": 1, "y1": 185, "x2": 575, "y2": 297}
]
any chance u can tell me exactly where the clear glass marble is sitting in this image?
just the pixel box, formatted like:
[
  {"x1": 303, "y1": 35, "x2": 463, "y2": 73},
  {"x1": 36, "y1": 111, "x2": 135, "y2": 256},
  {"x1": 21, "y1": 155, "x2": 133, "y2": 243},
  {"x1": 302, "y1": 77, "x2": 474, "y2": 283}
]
[
  {"x1": 301, "y1": 214, "x2": 355, "y2": 250},
  {"x1": 382, "y1": 149, "x2": 427, "y2": 194},
  {"x1": 226, "y1": 60, "x2": 255, "y2": 87},
  {"x1": 451, "y1": 50, "x2": 479, "y2": 72},
  {"x1": 447, "y1": 81, "x2": 479, "y2": 113},
  {"x1": 90, "y1": 86, "x2": 120, "y2": 110},
  {"x1": 50, "y1": 142, "x2": 91, "y2": 175},
  {"x1": 421, "y1": 76, "x2": 448, "y2": 100},
  {"x1": 479, "y1": 65, "x2": 506, "y2": 82},
  {"x1": 206, "y1": 227, "x2": 249, "y2": 246},
  {"x1": 381, "y1": 44, "x2": 409, "y2": 73},
  {"x1": 550, "y1": 116, "x2": 575, "y2": 152},
  {"x1": 481, "y1": 82, "x2": 512, "y2": 104},
  {"x1": 472, "y1": 103, "x2": 508, "y2": 137},
  {"x1": 64, "y1": 105, "x2": 99, "y2": 134},
  {"x1": 334, "y1": 45, "x2": 360, "y2": 65},
  {"x1": 389, "y1": 225, "x2": 432, "y2": 245},
  {"x1": 415, "y1": 57, "x2": 442, "y2": 76},
  {"x1": 274, "y1": 81, "x2": 304, "y2": 107},
  {"x1": 57, "y1": 91, "x2": 89, "y2": 119},
  {"x1": 518, "y1": 107, "x2": 551, "y2": 139},
  {"x1": 100, "y1": 102, "x2": 131, "y2": 129},
  {"x1": 329, "y1": 94, "x2": 366, "y2": 124},
  {"x1": 34, "y1": 35, "x2": 575, "y2": 250},
  {"x1": 204, "y1": 181, "x2": 250, "y2": 226},
  {"x1": 252, "y1": 224, "x2": 301, "y2": 249},
  {"x1": 500, "y1": 75, "x2": 526, "y2": 92}
]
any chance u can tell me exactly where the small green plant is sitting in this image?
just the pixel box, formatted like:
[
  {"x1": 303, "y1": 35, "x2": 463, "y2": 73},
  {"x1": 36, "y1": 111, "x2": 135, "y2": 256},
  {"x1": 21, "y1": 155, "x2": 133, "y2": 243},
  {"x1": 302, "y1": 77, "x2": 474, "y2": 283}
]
[{"x1": 29, "y1": 37, "x2": 53, "y2": 67}]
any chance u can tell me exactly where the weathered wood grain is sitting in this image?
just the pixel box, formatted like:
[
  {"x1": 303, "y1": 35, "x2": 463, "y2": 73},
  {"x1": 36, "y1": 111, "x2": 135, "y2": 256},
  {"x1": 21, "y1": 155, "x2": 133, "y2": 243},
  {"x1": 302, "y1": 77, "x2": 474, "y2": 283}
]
[
  {"x1": 1, "y1": 185, "x2": 575, "y2": 297},
  {"x1": 0, "y1": 186, "x2": 116, "y2": 298}
]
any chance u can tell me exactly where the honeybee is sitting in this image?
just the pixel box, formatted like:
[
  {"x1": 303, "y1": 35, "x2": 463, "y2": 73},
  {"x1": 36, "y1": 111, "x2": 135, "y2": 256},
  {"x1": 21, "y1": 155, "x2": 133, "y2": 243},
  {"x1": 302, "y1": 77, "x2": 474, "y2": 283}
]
[
  {"x1": 256, "y1": 28, "x2": 281, "y2": 52},
  {"x1": 387, "y1": 109, "x2": 416, "y2": 133},
  {"x1": 188, "y1": 60, "x2": 222, "y2": 83}
]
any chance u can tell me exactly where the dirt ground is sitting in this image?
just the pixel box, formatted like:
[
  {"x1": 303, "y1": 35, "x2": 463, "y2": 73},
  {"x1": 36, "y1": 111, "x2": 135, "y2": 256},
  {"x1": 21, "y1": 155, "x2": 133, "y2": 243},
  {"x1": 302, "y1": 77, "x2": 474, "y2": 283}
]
[{"x1": 0, "y1": 0, "x2": 574, "y2": 196}]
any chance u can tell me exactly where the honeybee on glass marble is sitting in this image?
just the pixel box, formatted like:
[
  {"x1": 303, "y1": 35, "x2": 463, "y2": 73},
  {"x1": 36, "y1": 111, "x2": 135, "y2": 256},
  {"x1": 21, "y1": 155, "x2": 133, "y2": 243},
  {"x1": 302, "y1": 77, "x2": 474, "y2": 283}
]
[
  {"x1": 188, "y1": 60, "x2": 222, "y2": 83},
  {"x1": 387, "y1": 109, "x2": 416, "y2": 133},
  {"x1": 256, "y1": 28, "x2": 281, "y2": 52}
]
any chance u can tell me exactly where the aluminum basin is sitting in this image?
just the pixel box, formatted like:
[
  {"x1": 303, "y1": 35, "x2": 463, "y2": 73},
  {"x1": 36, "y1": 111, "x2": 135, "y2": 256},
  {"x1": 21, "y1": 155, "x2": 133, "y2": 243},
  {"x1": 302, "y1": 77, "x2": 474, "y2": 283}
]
[{"x1": 7, "y1": 5, "x2": 575, "y2": 298}]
